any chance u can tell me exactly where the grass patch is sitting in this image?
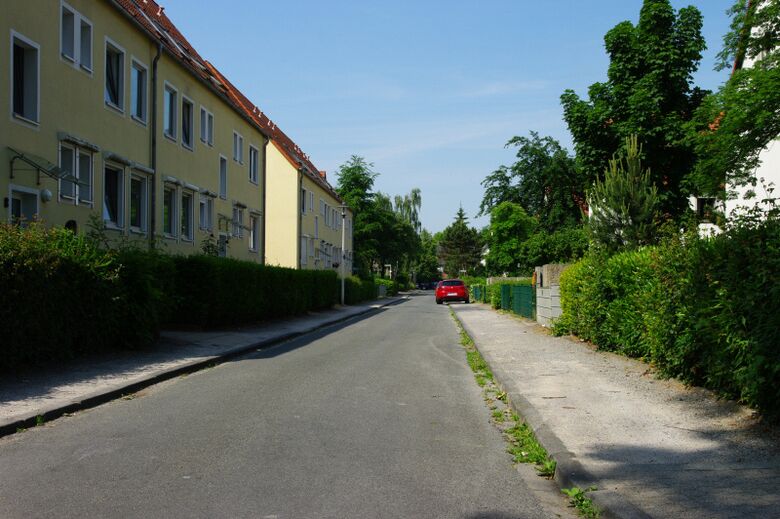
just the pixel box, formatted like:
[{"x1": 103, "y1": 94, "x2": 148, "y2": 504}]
[
  {"x1": 562, "y1": 486, "x2": 600, "y2": 518},
  {"x1": 451, "y1": 309, "x2": 556, "y2": 479}
]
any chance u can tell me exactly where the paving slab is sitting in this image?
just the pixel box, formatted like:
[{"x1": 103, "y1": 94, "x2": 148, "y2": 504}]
[
  {"x1": 451, "y1": 302, "x2": 780, "y2": 519},
  {"x1": 0, "y1": 297, "x2": 405, "y2": 436}
]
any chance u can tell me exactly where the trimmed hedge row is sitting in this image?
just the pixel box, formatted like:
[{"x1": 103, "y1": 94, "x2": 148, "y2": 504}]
[
  {"x1": 1, "y1": 223, "x2": 378, "y2": 370},
  {"x1": 556, "y1": 219, "x2": 780, "y2": 419}
]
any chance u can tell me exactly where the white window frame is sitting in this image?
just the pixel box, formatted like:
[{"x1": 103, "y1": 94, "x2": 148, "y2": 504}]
[
  {"x1": 128, "y1": 173, "x2": 148, "y2": 233},
  {"x1": 249, "y1": 215, "x2": 259, "y2": 252},
  {"x1": 248, "y1": 145, "x2": 259, "y2": 184},
  {"x1": 180, "y1": 189, "x2": 195, "y2": 241},
  {"x1": 163, "y1": 82, "x2": 177, "y2": 140},
  {"x1": 200, "y1": 106, "x2": 214, "y2": 145},
  {"x1": 181, "y1": 95, "x2": 195, "y2": 150},
  {"x1": 162, "y1": 183, "x2": 177, "y2": 238},
  {"x1": 58, "y1": 142, "x2": 93, "y2": 205},
  {"x1": 309, "y1": 192, "x2": 314, "y2": 213},
  {"x1": 219, "y1": 155, "x2": 228, "y2": 199},
  {"x1": 130, "y1": 58, "x2": 148, "y2": 125},
  {"x1": 60, "y1": 2, "x2": 92, "y2": 73},
  {"x1": 10, "y1": 30, "x2": 40, "y2": 127},
  {"x1": 300, "y1": 235, "x2": 308, "y2": 266},
  {"x1": 104, "y1": 37, "x2": 125, "y2": 113},
  {"x1": 232, "y1": 131, "x2": 243, "y2": 163},
  {"x1": 199, "y1": 195, "x2": 214, "y2": 231},
  {"x1": 102, "y1": 163, "x2": 124, "y2": 229},
  {"x1": 8, "y1": 184, "x2": 40, "y2": 225},
  {"x1": 232, "y1": 206, "x2": 244, "y2": 238}
]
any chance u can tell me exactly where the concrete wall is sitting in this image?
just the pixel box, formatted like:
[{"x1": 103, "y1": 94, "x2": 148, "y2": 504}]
[{"x1": 535, "y1": 264, "x2": 568, "y2": 327}]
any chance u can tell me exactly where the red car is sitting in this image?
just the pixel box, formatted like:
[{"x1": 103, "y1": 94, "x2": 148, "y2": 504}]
[{"x1": 435, "y1": 279, "x2": 469, "y2": 304}]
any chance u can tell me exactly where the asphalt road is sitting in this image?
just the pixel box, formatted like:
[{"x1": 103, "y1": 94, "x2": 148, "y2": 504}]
[{"x1": 0, "y1": 294, "x2": 562, "y2": 519}]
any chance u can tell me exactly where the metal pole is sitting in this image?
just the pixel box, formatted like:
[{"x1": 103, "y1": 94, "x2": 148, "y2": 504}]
[{"x1": 340, "y1": 206, "x2": 346, "y2": 305}]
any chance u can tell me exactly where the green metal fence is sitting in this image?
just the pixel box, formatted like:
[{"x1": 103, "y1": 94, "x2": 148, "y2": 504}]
[
  {"x1": 511, "y1": 285, "x2": 535, "y2": 319},
  {"x1": 500, "y1": 285, "x2": 511, "y2": 310}
]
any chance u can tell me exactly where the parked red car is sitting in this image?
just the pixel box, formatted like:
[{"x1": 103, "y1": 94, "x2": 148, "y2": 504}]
[{"x1": 435, "y1": 279, "x2": 469, "y2": 304}]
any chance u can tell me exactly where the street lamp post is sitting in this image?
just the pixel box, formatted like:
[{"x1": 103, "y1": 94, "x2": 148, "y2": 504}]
[{"x1": 340, "y1": 205, "x2": 347, "y2": 305}]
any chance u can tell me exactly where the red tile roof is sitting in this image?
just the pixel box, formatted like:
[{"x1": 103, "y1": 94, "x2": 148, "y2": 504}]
[{"x1": 109, "y1": 0, "x2": 343, "y2": 204}]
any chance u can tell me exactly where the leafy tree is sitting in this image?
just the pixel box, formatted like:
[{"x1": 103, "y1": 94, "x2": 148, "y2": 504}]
[
  {"x1": 561, "y1": 0, "x2": 707, "y2": 218},
  {"x1": 414, "y1": 229, "x2": 441, "y2": 283},
  {"x1": 484, "y1": 202, "x2": 537, "y2": 275},
  {"x1": 517, "y1": 227, "x2": 589, "y2": 274},
  {"x1": 438, "y1": 207, "x2": 482, "y2": 277},
  {"x1": 688, "y1": 0, "x2": 780, "y2": 196},
  {"x1": 394, "y1": 188, "x2": 422, "y2": 234},
  {"x1": 588, "y1": 136, "x2": 660, "y2": 252},
  {"x1": 480, "y1": 133, "x2": 585, "y2": 231}
]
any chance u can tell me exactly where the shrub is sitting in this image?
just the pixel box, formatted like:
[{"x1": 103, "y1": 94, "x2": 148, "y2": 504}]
[
  {"x1": 557, "y1": 217, "x2": 780, "y2": 420},
  {"x1": 375, "y1": 277, "x2": 398, "y2": 296},
  {"x1": 344, "y1": 276, "x2": 378, "y2": 304},
  {"x1": 518, "y1": 227, "x2": 588, "y2": 274}
]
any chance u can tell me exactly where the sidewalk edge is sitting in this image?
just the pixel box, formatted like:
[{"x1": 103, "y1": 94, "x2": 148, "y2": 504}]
[
  {"x1": 0, "y1": 297, "x2": 405, "y2": 439},
  {"x1": 452, "y1": 308, "x2": 652, "y2": 519}
]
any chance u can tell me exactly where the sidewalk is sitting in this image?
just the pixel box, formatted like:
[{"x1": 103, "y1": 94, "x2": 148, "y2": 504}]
[
  {"x1": 0, "y1": 297, "x2": 406, "y2": 437},
  {"x1": 452, "y1": 303, "x2": 780, "y2": 519}
]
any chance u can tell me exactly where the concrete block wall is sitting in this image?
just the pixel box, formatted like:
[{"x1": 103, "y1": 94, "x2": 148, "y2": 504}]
[{"x1": 536, "y1": 285, "x2": 562, "y2": 327}]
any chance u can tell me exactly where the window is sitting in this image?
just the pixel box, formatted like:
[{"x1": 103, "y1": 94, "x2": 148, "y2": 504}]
[
  {"x1": 314, "y1": 216, "x2": 319, "y2": 239},
  {"x1": 163, "y1": 84, "x2": 177, "y2": 138},
  {"x1": 309, "y1": 192, "x2": 314, "y2": 213},
  {"x1": 249, "y1": 215, "x2": 259, "y2": 251},
  {"x1": 163, "y1": 185, "x2": 176, "y2": 236},
  {"x1": 59, "y1": 143, "x2": 93, "y2": 204},
  {"x1": 232, "y1": 206, "x2": 244, "y2": 238},
  {"x1": 199, "y1": 196, "x2": 214, "y2": 231},
  {"x1": 219, "y1": 156, "x2": 227, "y2": 199},
  {"x1": 129, "y1": 175, "x2": 147, "y2": 232},
  {"x1": 182, "y1": 97, "x2": 194, "y2": 149},
  {"x1": 104, "y1": 39, "x2": 124, "y2": 110},
  {"x1": 309, "y1": 238, "x2": 315, "y2": 258},
  {"x1": 249, "y1": 146, "x2": 259, "y2": 183},
  {"x1": 300, "y1": 236, "x2": 307, "y2": 266},
  {"x1": 130, "y1": 60, "x2": 147, "y2": 123},
  {"x1": 11, "y1": 32, "x2": 40, "y2": 124},
  {"x1": 200, "y1": 107, "x2": 214, "y2": 145},
  {"x1": 103, "y1": 165, "x2": 124, "y2": 227},
  {"x1": 181, "y1": 191, "x2": 194, "y2": 240},
  {"x1": 9, "y1": 186, "x2": 39, "y2": 226},
  {"x1": 233, "y1": 131, "x2": 243, "y2": 163},
  {"x1": 61, "y1": 3, "x2": 91, "y2": 71},
  {"x1": 301, "y1": 188, "x2": 307, "y2": 214}
]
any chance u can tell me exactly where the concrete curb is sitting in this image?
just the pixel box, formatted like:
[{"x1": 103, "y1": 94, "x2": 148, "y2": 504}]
[
  {"x1": 0, "y1": 297, "x2": 407, "y2": 439},
  {"x1": 452, "y1": 309, "x2": 652, "y2": 519}
]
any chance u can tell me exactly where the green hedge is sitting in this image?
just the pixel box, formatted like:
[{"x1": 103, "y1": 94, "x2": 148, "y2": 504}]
[
  {"x1": 0, "y1": 224, "x2": 168, "y2": 370},
  {"x1": 1, "y1": 223, "x2": 379, "y2": 370},
  {"x1": 486, "y1": 278, "x2": 532, "y2": 309},
  {"x1": 556, "y1": 218, "x2": 780, "y2": 419},
  {"x1": 375, "y1": 277, "x2": 399, "y2": 296}
]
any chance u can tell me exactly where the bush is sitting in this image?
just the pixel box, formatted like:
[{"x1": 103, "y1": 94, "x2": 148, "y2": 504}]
[
  {"x1": 557, "y1": 217, "x2": 780, "y2": 420},
  {"x1": 518, "y1": 227, "x2": 588, "y2": 274},
  {"x1": 375, "y1": 277, "x2": 398, "y2": 296},
  {"x1": 344, "y1": 276, "x2": 378, "y2": 304},
  {"x1": 0, "y1": 224, "x2": 164, "y2": 370},
  {"x1": 486, "y1": 278, "x2": 532, "y2": 309}
]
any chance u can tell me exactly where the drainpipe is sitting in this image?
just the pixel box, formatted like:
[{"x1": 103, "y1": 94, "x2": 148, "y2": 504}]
[
  {"x1": 261, "y1": 137, "x2": 268, "y2": 264},
  {"x1": 149, "y1": 42, "x2": 162, "y2": 250},
  {"x1": 297, "y1": 165, "x2": 303, "y2": 269}
]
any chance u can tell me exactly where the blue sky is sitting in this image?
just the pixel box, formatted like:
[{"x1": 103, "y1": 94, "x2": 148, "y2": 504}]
[{"x1": 161, "y1": 0, "x2": 734, "y2": 233}]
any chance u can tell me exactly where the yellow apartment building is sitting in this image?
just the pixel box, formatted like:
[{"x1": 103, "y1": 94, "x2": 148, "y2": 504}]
[
  {"x1": 1, "y1": 0, "x2": 268, "y2": 262},
  {"x1": 265, "y1": 130, "x2": 354, "y2": 276}
]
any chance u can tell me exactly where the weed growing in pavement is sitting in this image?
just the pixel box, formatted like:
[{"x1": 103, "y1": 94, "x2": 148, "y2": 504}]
[
  {"x1": 561, "y1": 486, "x2": 600, "y2": 518},
  {"x1": 35, "y1": 415, "x2": 44, "y2": 426},
  {"x1": 451, "y1": 309, "x2": 556, "y2": 479}
]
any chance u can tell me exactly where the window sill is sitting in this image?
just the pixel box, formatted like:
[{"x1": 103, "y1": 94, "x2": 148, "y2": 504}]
[
  {"x1": 131, "y1": 115, "x2": 148, "y2": 127},
  {"x1": 104, "y1": 222, "x2": 124, "y2": 232},
  {"x1": 163, "y1": 234, "x2": 177, "y2": 240},
  {"x1": 104, "y1": 101, "x2": 125, "y2": 115},
  {"x1": 12, "y1": 113, "x2": 40, "y2": 128},
  {"x1": 61, "y1": 52, "x2": 76, "y2": 63},
  {"x1": 130, "y1": 227, "x2": 147, "y2": 235},
  {"x1": 80, "y1": 64, "x2": 93, "y2": 74},
  {"x1": 164, "y1": 132, "x2": 177, "y2": 143},
  {"x1": 182, "y1": 142, "x2": 194, "y2": 151}
]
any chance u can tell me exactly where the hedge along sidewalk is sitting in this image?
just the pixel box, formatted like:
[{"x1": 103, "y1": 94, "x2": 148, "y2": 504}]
[
  {"x1": 0, "y1": 296, "x2": 408, "y2": 438},
  {"x1": 450, "y1": 303, "x2": 780, "y2": 519}
]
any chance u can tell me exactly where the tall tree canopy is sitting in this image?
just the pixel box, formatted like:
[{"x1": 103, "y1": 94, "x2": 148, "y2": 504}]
[
  {"x1": 438, "y1": 208, "x2": 482, "y2": 277},
  {"x1": 484, "y1": 202, "x2": 537, "y2": 276},
  {"x1": 480, "y1": 132, "x2": 584, "y2": 231},
  {"x1": 688, "y1": 0, "x2": 780, "y2": 195},
  {"x1": 561, "y1": 0, "x2": 707, "y2": 218}
]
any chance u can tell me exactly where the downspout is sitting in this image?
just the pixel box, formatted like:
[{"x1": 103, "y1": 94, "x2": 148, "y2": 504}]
[
  {"x1": 149, "y1": 42, "x2": 162, "y2": 250},
  {"x1": 261, "y1": 137, "x2": 269, "y2": 264}
]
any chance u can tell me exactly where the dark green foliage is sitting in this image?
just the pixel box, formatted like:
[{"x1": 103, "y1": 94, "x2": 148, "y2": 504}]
[
  {"x1": 480, "y1": 133, "x2": 585, "y2": 231},
  {"x1": 561, "y1": 0, "x2": 707, "y2": 217},
  {"x1": 588, "y1": 135, "x2": 660, "y2": 252},
  {"x1": 0, "y1": 224, "x2": 168, "y2": 370},
  {"x1": 517, "y1": 227, "x2": 589, "y2": 275},
  {"x1": 484, "y1": 202, "x2": 537, "y2": 276},
  {"x1": 485, "y1": 279, "x2": 532, "y2": 310},
  {"x1": 556, "y1": 216, "x2": 780, "y2": 419},
  {"x1": 688, "y1": 0, "x2": 780, "y2": 196},
  {"x1": 438, "y1": 207, "x2": 483, "y2": 276},
  {"x1": 374, "y1": 277, "x2": 399, "y2": 296},
  {"x1": 1, "y1": 223, "x2": 381, "y2": 370}
]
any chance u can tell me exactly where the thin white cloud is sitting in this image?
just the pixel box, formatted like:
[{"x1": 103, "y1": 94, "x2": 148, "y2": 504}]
[{"x1": 453, "y1": 79, "x2": 551, "y2": 98}]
